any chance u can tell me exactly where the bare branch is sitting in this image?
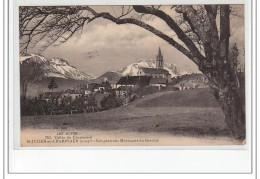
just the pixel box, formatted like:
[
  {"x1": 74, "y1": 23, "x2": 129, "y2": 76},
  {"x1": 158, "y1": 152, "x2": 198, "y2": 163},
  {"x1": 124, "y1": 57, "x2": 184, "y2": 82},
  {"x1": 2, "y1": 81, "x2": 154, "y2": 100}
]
[
  {"x1": 19, "y1": 6, "x2": 205, "y2": 65},
  {"x1": 132, "y1": 5, "x2": 205, "y2": 61}
]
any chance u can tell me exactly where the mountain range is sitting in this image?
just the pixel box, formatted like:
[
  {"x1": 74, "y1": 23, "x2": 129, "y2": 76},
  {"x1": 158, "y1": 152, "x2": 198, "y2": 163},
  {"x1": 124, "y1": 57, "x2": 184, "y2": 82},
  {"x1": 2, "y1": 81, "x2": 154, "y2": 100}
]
[
  {"x1": 20, "y1": 54, "x2": 201, "y2": 82},
  {"x1": 20, "y1": 54, "x2": 94, "y2": 81},
  {"x1": 117, "y1": 59, "x2": 201, "y2": 77},
  {"x1": 20, "y1": 54, "x2": 95, "y2": 97},
  {"x1": 20, "y1": 54, "x2": 202, "y2": 97}
]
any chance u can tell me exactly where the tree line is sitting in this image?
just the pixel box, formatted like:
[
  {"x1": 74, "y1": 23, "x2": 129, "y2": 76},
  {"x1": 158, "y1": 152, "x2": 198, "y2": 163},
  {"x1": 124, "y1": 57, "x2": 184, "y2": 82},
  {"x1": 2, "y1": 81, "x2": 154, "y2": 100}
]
[{"x1": 21, "y1": 92, "x2": 122, "y2": 116}]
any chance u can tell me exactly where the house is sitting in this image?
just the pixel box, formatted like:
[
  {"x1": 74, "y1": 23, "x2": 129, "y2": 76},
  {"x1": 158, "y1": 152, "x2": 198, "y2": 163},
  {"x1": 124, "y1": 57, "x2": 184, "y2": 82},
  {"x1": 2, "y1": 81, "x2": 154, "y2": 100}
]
[
  {"x1": 149, "y1": 78, "x2": 168, "y2": 89},
  {"x1": 116, "y1": 76, "x2": 151, "y2": 89},
  {"x1": 42, "y1": 91, "x2": 74, "y2": 105},
  {"x1": 42, "y1": 92, "x2": 63, "y2": 103},
  {"x1": 63, "y1": 89, "x2": 82, "y2": 100},
  {"x1": 170, "y1": 73, "x2": 210, "y2": 91},
  {"x1": 110, "y1": 83, "x2": 117, "y2": 89},
  {"x1": 115, "y1": 86, "x2": 130, "y2": 98},
  {"x1": 103, "y1": 77, "x2": 118, "y2": 89},
  {"x1": 138, "y1": 68, "x2": 171, "y2": 81},
  {"x1": 174, "y1": 82, "x2": 198, "y2": 91},
  {"x1": 84, "y1": 83, "x2": 98, "y2": 95},
  {"x1": 68, "y1": 93, "x2": 82, "y2": 101},
  {"x1": 137, "y1": 47, "x2": 171, "y2": 82},
  {"x1": 93, "y1": 81, "x2": 112, "y2": 93}
]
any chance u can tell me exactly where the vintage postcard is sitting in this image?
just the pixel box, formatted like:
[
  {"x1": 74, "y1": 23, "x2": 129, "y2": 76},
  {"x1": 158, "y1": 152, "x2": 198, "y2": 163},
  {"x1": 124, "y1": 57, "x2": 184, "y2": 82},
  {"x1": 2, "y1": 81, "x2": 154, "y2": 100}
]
[{"x1": 19, "y1": 5, "x2": 246, "y2": 147}]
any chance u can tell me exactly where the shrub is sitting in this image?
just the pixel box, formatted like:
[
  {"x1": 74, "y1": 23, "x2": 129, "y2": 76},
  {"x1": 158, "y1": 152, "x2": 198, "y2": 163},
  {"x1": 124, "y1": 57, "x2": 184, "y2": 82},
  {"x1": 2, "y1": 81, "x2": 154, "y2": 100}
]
[{"x1": 101, "y1": 94, "x2": 121, "y2": 110}]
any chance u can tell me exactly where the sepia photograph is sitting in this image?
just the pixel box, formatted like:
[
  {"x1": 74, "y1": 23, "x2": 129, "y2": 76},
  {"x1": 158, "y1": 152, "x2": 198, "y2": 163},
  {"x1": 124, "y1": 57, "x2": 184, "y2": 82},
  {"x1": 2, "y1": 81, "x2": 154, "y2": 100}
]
[{"x1": 19, "y1": 5, "x2": 246, "y2": 147}]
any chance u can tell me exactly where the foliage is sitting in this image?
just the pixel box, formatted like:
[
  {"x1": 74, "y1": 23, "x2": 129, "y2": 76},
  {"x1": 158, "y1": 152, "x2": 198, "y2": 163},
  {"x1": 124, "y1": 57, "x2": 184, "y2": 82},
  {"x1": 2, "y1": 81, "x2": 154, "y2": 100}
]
[
  {"x1": 101, "y1": 93, "x2": 121, "y2": 110},
  {"x1": 20, "y1": 61, "x2": 43, "y2": 100},
  {"x1": 229, "y1": 43, "x2": 240, "y2": 71},
  {"x1": 21, "y1": 93, "x2": 99, "y2": 116},
  {"x1": 48, "y1": 78, "x2": 59, "y2": 92}
]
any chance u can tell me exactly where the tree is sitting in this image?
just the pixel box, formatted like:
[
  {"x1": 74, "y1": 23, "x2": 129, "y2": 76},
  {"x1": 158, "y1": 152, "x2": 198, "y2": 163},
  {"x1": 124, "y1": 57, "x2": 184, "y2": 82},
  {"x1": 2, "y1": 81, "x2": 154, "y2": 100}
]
[
  {"x1": 20, "y1": 61, "x2": 42, "y2": 100},
  {"x1": 19, "y1": 5, "x2": 245, "y2": 140},
  {"x1": 48, "y1": 78, "x2": 58, "y2": 92},
  {"x1": 101, "y1": 94, "x2": 120, "y2": 110},
  {"x1": 229, "y1": 43, "x2": 240, "y2": 88}
]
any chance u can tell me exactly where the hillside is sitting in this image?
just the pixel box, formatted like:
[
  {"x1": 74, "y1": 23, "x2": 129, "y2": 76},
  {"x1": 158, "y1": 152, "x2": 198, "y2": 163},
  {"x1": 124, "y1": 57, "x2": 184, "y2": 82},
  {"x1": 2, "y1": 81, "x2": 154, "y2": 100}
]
[
  {"x1": 135, "y1": 88, "x2": 219, "y2": 108},
  {"x1": 22, "y1": 87, "x2": 237, "y2": 145}
]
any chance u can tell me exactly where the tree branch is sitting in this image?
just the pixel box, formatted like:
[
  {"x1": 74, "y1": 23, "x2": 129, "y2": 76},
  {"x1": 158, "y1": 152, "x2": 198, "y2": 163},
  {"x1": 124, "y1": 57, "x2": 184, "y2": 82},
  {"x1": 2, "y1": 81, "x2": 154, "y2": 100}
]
[
  {"x1": 97, "y1": 12, "x2": 201, "y2": 64},
  {"x1": 132, "y1": 5, "x2": 205, "y2": 61},
  {"x1": 19, "y1": 6, "x2": 212, "y2": 66},
  {"x1": 175, "y1": 5, "x2": 219, "y2": 64},
  {"x1": 20, "y1": 6, "x2": 205, "y2": 65},
  {"x1": 204, "y1": 5, "x2": 220, "y2": 65},
  {"x1": 220, "y1": 5, "x2": 230, "y2": 61}
]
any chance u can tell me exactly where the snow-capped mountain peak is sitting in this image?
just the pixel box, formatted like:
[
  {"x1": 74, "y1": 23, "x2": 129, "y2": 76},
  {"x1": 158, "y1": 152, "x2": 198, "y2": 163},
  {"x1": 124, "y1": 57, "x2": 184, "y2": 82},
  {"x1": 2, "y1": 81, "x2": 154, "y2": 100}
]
[
  {"x1": 20, "y1": 54, "x2": 49, "y2": 64},
  {"x1": 118, "y1": 58, "x2": 178, "y2": 77},
  {"x1": 118, "y1": 58, "x2": 201, "y2": 77},
  {"x1": 118, "y1": 58, "x2": 155, "y2": 76},
  {"x1": 20, "y1": 54, "x2": 94, "y2": 80},
  {"x1": 49, "y1": 58, "x2": 70, "y2": 65}
]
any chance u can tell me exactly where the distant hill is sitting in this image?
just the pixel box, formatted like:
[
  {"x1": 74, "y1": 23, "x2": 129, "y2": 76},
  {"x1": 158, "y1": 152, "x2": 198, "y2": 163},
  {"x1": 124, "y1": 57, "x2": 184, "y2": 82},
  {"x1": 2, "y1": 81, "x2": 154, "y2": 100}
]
[{"x1": 90, "y1": 71, "x2": 120, "y2": 84}]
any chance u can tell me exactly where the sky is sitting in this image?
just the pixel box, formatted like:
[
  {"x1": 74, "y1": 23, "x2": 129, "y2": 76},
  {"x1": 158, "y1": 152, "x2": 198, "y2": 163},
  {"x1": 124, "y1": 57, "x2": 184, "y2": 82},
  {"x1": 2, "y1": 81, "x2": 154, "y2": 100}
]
[{"x1": 25, "y1": 5, "x2": 245, "y2": 77}]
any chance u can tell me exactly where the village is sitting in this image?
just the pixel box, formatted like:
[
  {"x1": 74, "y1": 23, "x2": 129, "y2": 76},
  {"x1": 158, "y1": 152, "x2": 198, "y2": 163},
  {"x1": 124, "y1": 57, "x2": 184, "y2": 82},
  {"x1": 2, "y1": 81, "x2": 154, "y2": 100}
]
[{"x1": 21, "y1": 48, "x2": 209, "y2": 116}]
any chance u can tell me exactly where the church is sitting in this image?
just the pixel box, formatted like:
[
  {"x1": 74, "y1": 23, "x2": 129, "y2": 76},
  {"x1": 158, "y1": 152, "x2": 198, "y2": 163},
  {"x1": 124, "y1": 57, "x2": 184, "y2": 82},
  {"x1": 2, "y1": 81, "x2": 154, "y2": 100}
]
[{"x1": 138, "y1": 47, "x2": 171, "y2": 82}]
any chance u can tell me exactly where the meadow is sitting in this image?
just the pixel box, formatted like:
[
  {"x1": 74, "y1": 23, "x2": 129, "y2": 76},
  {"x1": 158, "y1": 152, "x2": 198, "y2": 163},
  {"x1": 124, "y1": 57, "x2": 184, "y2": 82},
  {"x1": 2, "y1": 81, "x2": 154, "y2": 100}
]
[{"x1": 21, "y1": 88, "x2": 231, "y2": 138}]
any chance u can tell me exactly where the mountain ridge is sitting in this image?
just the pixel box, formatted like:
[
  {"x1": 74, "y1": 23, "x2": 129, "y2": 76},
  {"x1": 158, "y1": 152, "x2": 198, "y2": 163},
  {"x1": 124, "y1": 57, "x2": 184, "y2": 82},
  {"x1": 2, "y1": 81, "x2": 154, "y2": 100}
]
[
  {"x1": 20, "y1": 54, "x2": 94, "y2": 81},
  {"x1": 20, "y1": 54, "x2": 202, "y2": 84},
  {"x1": 117, "y1": 58, "x2": 202, "y2": 77}
]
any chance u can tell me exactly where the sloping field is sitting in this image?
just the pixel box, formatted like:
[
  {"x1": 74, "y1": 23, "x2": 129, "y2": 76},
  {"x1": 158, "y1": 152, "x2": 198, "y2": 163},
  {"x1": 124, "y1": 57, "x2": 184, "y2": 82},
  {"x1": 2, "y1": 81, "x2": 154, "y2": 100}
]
[
  {"x1": 21, "y1": 106, "x2": 229, "y2": 139},
  {"x1": 135, "y1": 88, "x2": 219, "y2": 108},
  {"x1": 20, "y1": 88, "x2": 238, "y2": 146}
]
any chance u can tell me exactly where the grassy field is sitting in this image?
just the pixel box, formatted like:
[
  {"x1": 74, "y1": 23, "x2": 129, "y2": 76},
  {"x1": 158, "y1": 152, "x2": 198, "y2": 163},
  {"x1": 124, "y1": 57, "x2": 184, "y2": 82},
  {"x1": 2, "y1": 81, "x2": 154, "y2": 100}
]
[
  {"x1": 21, "y1": 107, "x2": 228, "y2": 137},
  {"x1": 21, "y1": 88, "x2": 231, "y2": 138},
  {"x1": 135, "y1": 88, "x2": 219, "y2": 108}
]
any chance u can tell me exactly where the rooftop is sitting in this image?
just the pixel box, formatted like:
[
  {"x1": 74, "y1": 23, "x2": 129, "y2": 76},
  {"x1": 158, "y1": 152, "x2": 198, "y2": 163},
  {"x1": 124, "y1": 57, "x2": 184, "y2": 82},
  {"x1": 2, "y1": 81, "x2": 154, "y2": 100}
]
[
  {"x1": 86, "y1": 83, "x2": 98, "y2": 91},
  {"x1": 139, "y1": 68, "x2": 170, "y2": 75},
  {"x1": 117, "y1": 76, "x2": 151, "y2": 86},
  {"x1": 149, "y1": 78, "x2": 168, "y2": 84}
]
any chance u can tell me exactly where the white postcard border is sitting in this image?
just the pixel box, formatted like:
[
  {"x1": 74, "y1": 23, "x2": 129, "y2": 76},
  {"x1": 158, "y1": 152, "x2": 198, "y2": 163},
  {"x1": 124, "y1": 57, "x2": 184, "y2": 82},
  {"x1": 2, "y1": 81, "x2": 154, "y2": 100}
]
[{"x1": 8, "y1": 0, "x2": 254, "y2": 174}]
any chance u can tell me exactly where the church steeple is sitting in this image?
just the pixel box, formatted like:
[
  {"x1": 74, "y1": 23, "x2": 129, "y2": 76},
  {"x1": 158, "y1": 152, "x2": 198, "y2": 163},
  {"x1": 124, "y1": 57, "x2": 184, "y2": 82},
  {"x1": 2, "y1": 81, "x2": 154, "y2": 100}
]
[{"x1": 156, "y1": 47, "x2": 164, "y2": 69}]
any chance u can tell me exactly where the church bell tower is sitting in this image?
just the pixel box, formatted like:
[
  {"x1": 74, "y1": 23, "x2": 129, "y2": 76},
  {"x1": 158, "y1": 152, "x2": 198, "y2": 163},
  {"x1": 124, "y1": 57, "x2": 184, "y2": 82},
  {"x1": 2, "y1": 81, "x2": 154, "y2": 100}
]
[{"x1": 156, "y1": 47, "x2": 164, "y2": 69}]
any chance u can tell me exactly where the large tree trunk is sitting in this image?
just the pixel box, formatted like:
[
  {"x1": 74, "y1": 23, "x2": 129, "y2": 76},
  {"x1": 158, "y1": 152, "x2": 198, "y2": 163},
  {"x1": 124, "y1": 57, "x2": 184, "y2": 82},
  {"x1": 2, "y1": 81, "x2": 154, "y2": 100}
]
[
  {"x1": 21, "y1": 80, "x2": 28, "y2": 100},
  {"x1": 212, "y1": 85, "x2": 245, "y2": 140},
  {"x1": 210, "y1": 5, "x2": 245, "y2": 140},
  {"x1": 201, "y1": 65, "x2": 245, "y2": 140}
]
